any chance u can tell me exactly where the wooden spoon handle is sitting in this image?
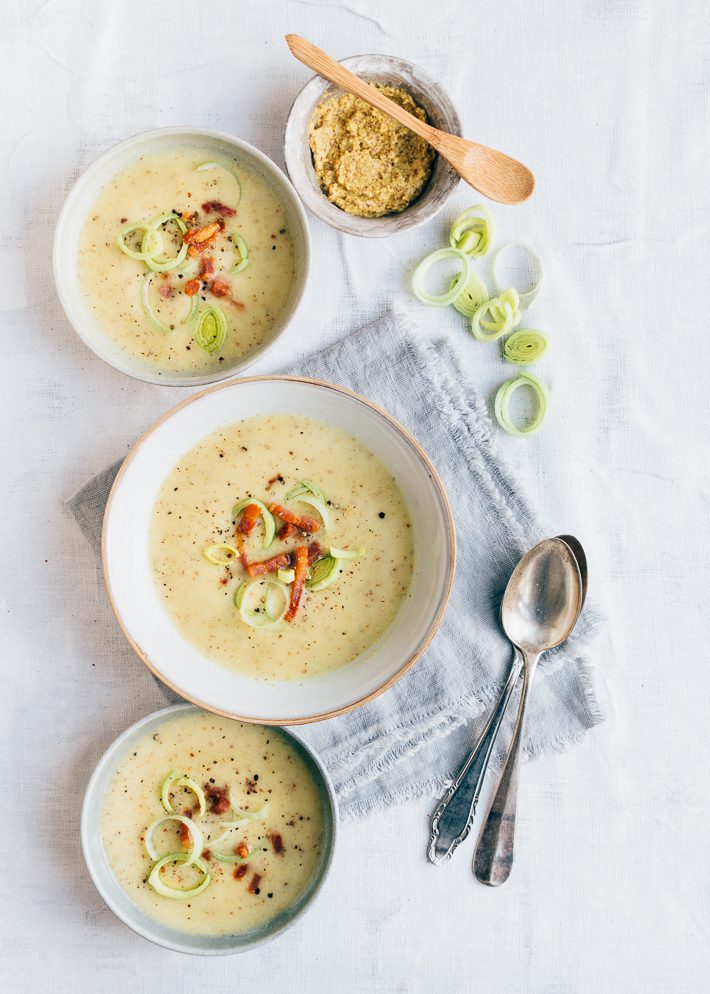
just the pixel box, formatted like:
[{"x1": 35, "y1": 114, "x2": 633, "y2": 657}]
[{"x1": 285, "y1": 34, "x2": 439, "y2": 146}]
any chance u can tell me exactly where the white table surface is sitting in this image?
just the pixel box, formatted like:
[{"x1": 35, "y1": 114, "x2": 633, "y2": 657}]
[{"x1": 2, "y1": 0, "x2": 709, "y2": 990}]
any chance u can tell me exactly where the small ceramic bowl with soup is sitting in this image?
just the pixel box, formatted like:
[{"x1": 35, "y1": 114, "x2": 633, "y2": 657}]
[
  {"x1": 54, "y1": 127, "x2": 310, "y2": 386},
  {"x1": 284, "y1": 54, "x2": 461, "y2": 237},
  {"x1": 103, "y1": 376, "x2": 455, "y2": 723},
  {"x1": 82, "y1": 703, "x2": 337, "y2": 954}
]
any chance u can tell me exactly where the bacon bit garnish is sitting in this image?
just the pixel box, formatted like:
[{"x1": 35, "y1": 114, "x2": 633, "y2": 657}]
[
  {"x1": 202, "y1": 848, "x2": 211, "y2": 861},
  {"x1": 266, "y1": 474, "x2": 284, "y2": 489},
  {"x1": 234, "y1": 864, "x2": 248, "y2": 880},
  {"x1": 268, "y1": 832, "x2": 284, "y2": 855},
  {"x1": 278, "y1": 522, "x2": 296, "y2": 541},
  {"x1": 230, "y1": 298, "x2": 246, "y2": 312},
  {"x1": 184, "y1": 278, "x2": 201, "y2": 296},
  {"x1": 184, "y1": 221, "x2": 222, "y2": 245},
  {"x1": 158, "y1": 285, "x2": 173, "y2": 299},
  {"x1": 237, "y1": 502, "x2": 260, "y2": 536},
  {"x1": 204, "y1": 784, "x2": 230, "y2": 815},
  {"x1": 235, "y1": 533, "x2": 250, "y2": 571},
  {"x1": 248, "y1": 872, "x2": 262, "y2": 894},
  {"x1": 246, "y1": 551, "x2": 291, "y2": 578},
  {"x1": 181, "y1": 211, "x2": 197, "y2": 223},
  {"x1": 235, "y1": 842, "x2": 250, "y2": 859},
  {"x1": 210, "y1": 278, "x2": 231, "y2": 298},
  {"x1": 268, "y1": 503, "x2": 321, "y2": 534},
  {"x1": 218, "y1": 577, "x2": 228, "y2": 586},
  {"x1": 202, "y1": 200, "x2": 237, "y2": 217},
  {"x1": 184, "y1": 220, "x2": 223, "y2": 256},
  {"x1": 179, "y1": 807, "x2": 193, "y2": 846},
  {"x1": 285, "y1": 546, "x2": 308, "y2": 622},
  {"x1": 307, "y1": 541, "x2": 322, "y2": 565},
  {"x1": 199, "y1": 255, "x2": 215, "y2": 279}
]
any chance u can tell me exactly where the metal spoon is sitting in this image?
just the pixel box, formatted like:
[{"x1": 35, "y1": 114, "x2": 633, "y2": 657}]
[
  {"x1": 427, "y1": 538, "x2": 585, "y2": 864},
  {"x1": 472, "y1": 537, "x2": 583, "y2": 885},
  {"x1": 285, "y1": 34, "x2": 535, "y2": 205}
]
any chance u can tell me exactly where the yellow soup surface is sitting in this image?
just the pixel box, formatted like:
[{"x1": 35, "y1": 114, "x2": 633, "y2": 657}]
[
  {"x1": 77, "y1": 147, "x2": 295, "y2": 375},
  {"x1": 150, "y1": 414, "x2": 415, "y2": 681},
  {"x1": 101, "y1": 710, "x2": 326, "y2": 936}
]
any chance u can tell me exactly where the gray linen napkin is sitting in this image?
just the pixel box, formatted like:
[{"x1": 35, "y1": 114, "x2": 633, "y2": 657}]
[{"x1": 68, "y1": 307, "x2": 605, "y2": 819}]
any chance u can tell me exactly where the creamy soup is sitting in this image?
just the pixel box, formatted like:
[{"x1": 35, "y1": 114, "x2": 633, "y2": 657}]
[
  {"x1": 150, "y1": 414, "x2": 414, "y2": 681},
  {"x1": 101, "y1": 710, "x2": 326, "y2": 936},
  {"x1": 77, "y1": 147, "x2": 295, "y2": 375}
]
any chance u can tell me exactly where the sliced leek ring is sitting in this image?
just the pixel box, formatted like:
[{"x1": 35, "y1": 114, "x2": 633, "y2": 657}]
[
  {"x1": 232, "y1": 497, "x2": 276, "y2": 548},
  {"x1": 286, "y1": 480, "x2": 326, "y2": 503},
  {"x1": 235, "y1": 579, "x2": 289, "y2": 629},
  {"x1": 145, "y1": 815, "x2": 203, "y2": 865},
  {"x1": 147, "y1": 852, "x2": 211, "y2": 900},
  {"x1": 143, "y1": 213, "x2": 188, "y2": 273},
  {"x1": 449, "y1": 204, "x2": 494, "y2": 258},
  {"x1": 471, "y1": 287, "x2": 522, "y2": 342},
  {"x1": 160, "y1": 770, "x2": 207, "y2": 818},
  {"x1": 306, "y1": 555, "x2": 340, "y2": 592},
  {"x1": 277, "y1": 568, "x2": 295, "y2": 583},
  {"x1": 503, "y1": 329, "x2": 548, "y2": 365},
  {"x1": 329, "y1": 546, "x2": 366, "y2": 560},
  {"x1": 411, "y1": 248, "x2": 471, "y2": 307},
  {"x1": 492, "y1": 241, "x2": 544, "y2": 309},
  {"x1": 195, "y1": 160, "x2": 242, "y2": 207},
  {"x1": 195, "y1": 305, "x2": 227, "y2": 354},
  {"x1": 493, "y1": 373, "x2": 549, "y2": 436},
  {"x1": 203, "y1": 543, "x2": 240, "y2": 566},
  {"x1": 450, "y1": 271, "x2": 489, "y2": 318},
  {"x1": 231, "y1": 233, "x2": 249, "y2": 274},
  {"x1": 291, "y1": 493, "x2": 331, "y2": 530}
]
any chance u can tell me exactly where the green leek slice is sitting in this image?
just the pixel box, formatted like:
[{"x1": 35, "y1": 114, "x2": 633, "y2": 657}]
[
  {"x1": 235, "y1": 579, "x2": 289, "y2": 629},
  {"x1": 290, "y1": 493, "x2": 331, "y2": 530},
  {"x1": 195, "y1": 160, "x2": 242, "y2": 207},
  {"x1": 471, "y1": 288, "x2": 522, "y2": 342},
  {"x1": 503, "y1": 329, "x2": 548, "y2": 365},
  {"x1": 117, "y1": 222, "x2": 162, "y2": 262},
  {"x1": 147, "y1": 852, "x2": 211, "y2": 900},
  {"x1": 231, "y1": 233, "x2": 249, "y2": 274},
  {"x1": 493, "y1": 373, "x2": 549, "y2": 436},
  {"x1": 232, "y1": 497, "x2": 276, "y2": 548},
  {"x1": 211, "y1": 845, "x2": 267, "y2": 865},
  {"x1": 203, "y1": 543, "x2": 240, "y2": 565},
  {"x1": 329, "y1": 546, "x2": 366, "y2": 560},
  {"x1": 286, "y1": 480, "x2": 327, "y2": 503},
  {"x1": 160, "y1": 770, "x2": 207, "y2": 817},
  {"x1": 306, "y1": 555, "x2": 340, "y2": 591},
  {"x1": 449, "y1": 204, "x2": 494, "y2": 258},
  {"x1": 143, "y1": 213, "x2": 188, "y2": 273},
  {"x1": 411, "y1": 248, "x2": 471, "y2": 307},
  {"x1": 449, "y1": 271, "x2": 489, "y2": 318},
  {"x1": 195, "y1": 305, "x2": 227, "y2": 354},
  {"x1": 145, "y1": 815, "x2": 204, "y2": 865},
  {"x1": 492, "y1": 242, "x2": 544, "y2": 309},
  {"x1": 209, "y1": 801, "x2": 270, "y2": 850}
]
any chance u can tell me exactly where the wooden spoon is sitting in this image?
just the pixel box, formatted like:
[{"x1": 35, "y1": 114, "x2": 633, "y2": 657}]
[{"x1": 285, "y1": 34, "x2": 534, "y2": 206}]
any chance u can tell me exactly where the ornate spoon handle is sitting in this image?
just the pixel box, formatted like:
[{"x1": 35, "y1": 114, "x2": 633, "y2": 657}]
[
  {"x1": 473, "y1": 652, "x2": 539, "y2": 885},
  {"x1": 427, "y1": 652, "x2": 523, "y2": 863}
]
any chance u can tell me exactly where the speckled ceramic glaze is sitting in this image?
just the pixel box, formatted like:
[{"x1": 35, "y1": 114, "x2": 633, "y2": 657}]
[{"x1": 284, "y1": 54, "x2": 461, "y2": 237}]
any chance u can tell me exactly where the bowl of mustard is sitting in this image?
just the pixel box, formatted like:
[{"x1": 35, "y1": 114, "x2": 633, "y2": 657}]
[{"x1": 284, "y1": 53, "x2": 461, "y2": 237}]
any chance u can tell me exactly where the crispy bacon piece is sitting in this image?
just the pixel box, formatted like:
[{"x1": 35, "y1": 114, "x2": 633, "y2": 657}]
[
  {"x1": 237, "y1": 502, "x2": 260, "y2": 536},
  {"x1": 285, "y1": 546, "x2": 308, "y2": 622},
  {"x1": 184, "y1": 278, "x2": 201, "y2": 296},
  {"x1": 210, "y1": 278, "x2": 231, "y2": 298},
  {"x1": 158, "y1": 284, "x2": 173, "y2": 299},
  {"x1": 268, "y1": 832, "x2": 284, "y2": 855},
  {"x1": 233, "y1": 863, "x2": 248, "y2": 880},
  {"x1": 202, "y1": 200, "x2": 237, "y2": 217},
  {"x1": 307, "y1": 541, "x2": 322, "y2": 564},
  {"x1": 247, "y1": 872, "x2": 262, "y2": 894},
  {"x1": 199, "y1": 255, "x2": 215, "y2": 280},
  {"x1": 179, "y1": 808, "x2": 193, "y2": 846},
  {"x1": 268, "y1": 503, "x2": 321, "y2": 534},
  {"x1": 235, "y1": 533, "x2": 250, "y2": 571},
  {"x1": 278, "y1": 522, "x2": 296, "y2": 541},
  {"x1": 204, "y1": 784, "x2": 230, "y2": 815},
  {"x1": 246, "y1": 551, "x2": 291, "y2": 578},
  {"x1": 235, "y1": 842, "x2": 250, "y2": 859},
  {"x1": 184, "y1": 220, "x2": 223, "y2": 256},
  {"x1": 202, "y1": 848, "x2": 211, "y2": 860}
]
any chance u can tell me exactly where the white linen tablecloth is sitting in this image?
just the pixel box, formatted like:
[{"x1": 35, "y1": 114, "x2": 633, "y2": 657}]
[{"x1": 1, "y1": 1, "x2": 708, "y2": 991}]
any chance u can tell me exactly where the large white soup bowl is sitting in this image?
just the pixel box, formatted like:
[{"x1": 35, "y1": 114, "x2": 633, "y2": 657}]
[{"x1": 103, "y1": 377, "x2": 455, "y2": 723}]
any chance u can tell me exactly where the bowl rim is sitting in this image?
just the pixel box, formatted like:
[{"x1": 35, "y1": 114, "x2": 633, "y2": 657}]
[
  {"x1": 53, "y1": 125, "x2": 311, "y2": 387},
  {"x1": 80, "y1": 701, "x2": 338, "y2": 955},
  {"x1": 101, "y1": 374, "x2": 457, "y2": 724},
  {"x1": 284, "y1": 52, "x2": 462, "y2": 237}
]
